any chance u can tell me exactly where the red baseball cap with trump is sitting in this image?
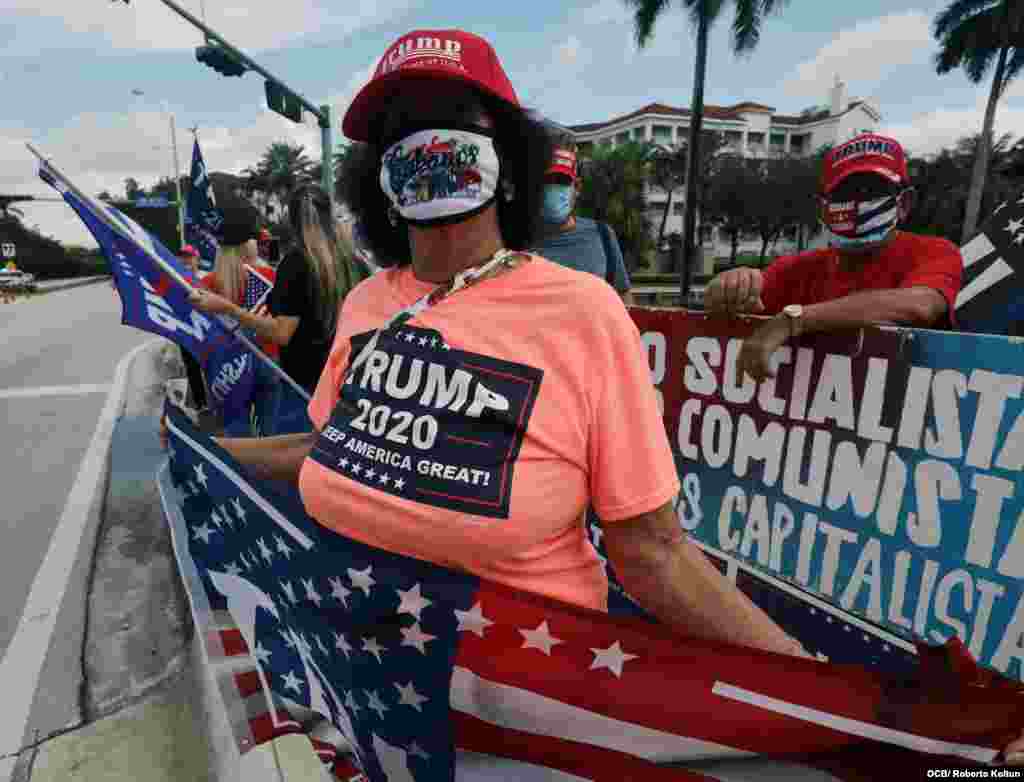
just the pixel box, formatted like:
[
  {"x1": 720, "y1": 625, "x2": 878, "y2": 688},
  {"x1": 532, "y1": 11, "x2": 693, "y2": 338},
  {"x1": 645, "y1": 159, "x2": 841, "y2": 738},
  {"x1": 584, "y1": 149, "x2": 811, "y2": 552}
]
[
  {"x1": 179, "y1": 244, "x2": 199, "y2": 258},
  {"x1": 546, "y1": 147, "x2": 578, "y2": 179},
  {"x1": 342, "y1": 29, "x2": 520, "y2": 142},
  {"x1": 820, "y1": 133, "x2": 909, "y2": 195}
]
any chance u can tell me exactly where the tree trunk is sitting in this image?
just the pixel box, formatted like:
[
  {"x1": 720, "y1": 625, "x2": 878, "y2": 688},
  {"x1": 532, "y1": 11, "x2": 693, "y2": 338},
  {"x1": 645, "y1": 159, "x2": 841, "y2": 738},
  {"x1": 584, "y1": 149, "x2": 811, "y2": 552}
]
[
  {"x1": 680, "y1": 2, "x2": 710, "y2": 296},
  {"x1": 760, "y1": 236, "x2": 770, "y2": 263},
  {"x1": 730, "y1": 230, "x2": 739, "y2": 262},
  {"x1": 962, "y1": 44, "x2": 1009, "y2": 244},
  {"x1": 659, "y1": 190, "x2": 672, "y2": 244}
]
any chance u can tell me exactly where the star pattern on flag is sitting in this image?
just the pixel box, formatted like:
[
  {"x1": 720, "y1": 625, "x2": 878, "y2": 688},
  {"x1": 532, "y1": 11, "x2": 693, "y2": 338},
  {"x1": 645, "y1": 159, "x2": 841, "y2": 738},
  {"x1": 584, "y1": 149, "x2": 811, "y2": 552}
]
[
  {"x1": 328, "y1": 576, "x2": 351, "y2": 608},
  {"x1": 589, "y1": 641, "x2": 639, "y2": 678},
  {"x1": 396, "y1": 583, "x2": 432, "y2": 620},
  {"x1": 362, "y1": 637, "x2": 386, "y2": 663},
  {"x1": 399, "y1": 623, "x2": 436, "y2": 655},
  {"x1": 348, "y1": 565, "x2": 375, "y2": 596},
  {"x1": 395, "y1": 681, "x2": 429, "y2": 712},
  {"x1": 455, "y1": 602, "x2": 494, "y2": 638},
  {"x1": 1005, "y1": 217, "x2": 1023, "y2": 236},
  {"x1": 519, "y1": 620, "x2": 564, "y2": 656}
]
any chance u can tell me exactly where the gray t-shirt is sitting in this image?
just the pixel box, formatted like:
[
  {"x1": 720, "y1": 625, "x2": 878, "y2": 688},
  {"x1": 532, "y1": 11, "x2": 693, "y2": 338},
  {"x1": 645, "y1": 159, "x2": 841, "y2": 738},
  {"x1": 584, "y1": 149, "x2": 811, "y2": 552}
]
[{"x1": 532, "y1": 217, "x2": 631, "y2": 293}]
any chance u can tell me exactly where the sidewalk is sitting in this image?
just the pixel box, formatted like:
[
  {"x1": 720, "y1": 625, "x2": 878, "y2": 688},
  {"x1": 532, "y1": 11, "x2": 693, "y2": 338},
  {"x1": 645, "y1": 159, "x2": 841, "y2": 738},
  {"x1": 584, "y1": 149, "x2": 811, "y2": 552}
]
[{"x1": 9, "y1": 342, "x2": 328, "y2": 782}]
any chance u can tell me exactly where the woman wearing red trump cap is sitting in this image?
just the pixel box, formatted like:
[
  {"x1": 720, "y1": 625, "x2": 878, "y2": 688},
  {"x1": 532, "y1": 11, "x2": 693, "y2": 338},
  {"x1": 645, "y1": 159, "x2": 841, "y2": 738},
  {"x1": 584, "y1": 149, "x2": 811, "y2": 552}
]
[
  {"x1": 706, "y1": 132, "x2": 964, "y2": 381},
  {"x1": 208, "y1": 28, "x2": 810, "y2": 659}
]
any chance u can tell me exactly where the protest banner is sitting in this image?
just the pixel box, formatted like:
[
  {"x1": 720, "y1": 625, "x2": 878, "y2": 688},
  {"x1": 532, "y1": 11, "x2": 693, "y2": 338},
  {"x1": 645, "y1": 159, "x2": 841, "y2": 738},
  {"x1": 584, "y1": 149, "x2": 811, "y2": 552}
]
[{"x1": 629, "y1": 308, "x2": 1024, "y2": 681}]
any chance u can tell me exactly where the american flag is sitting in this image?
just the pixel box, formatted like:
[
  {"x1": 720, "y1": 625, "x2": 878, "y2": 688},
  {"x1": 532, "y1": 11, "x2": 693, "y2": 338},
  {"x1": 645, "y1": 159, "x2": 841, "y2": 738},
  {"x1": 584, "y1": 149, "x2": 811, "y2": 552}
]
[
  {"x1": 956, "y1": 194, "x2": 1024, "y2": 335},
  {"x1": 243, "y1": 264, "x2": 275, "y2": 311},
  {"x1": 160, "y1": 403, "x2": 1022, "y2": 782}
]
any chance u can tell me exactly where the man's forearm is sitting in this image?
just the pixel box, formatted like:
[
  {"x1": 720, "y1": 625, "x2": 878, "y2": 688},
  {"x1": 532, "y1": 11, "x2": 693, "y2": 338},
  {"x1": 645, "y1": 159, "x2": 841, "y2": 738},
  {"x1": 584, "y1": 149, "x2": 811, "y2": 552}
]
[
  {"x1": 613, "y1": 538, "x2": 803, "y2": 656},
  {"x1": 215, "y1": 432, "x2": 316, "y2": 485},
  {"x1": 799, "y1": 286, "x2": 947, "y2": 333}
]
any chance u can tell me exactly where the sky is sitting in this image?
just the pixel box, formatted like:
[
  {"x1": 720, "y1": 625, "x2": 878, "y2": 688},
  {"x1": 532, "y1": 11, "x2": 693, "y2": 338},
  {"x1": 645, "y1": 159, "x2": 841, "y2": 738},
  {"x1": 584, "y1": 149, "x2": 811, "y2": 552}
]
[{"x1": 3, "y1": 0, "x2": 1024, "y2": 248}]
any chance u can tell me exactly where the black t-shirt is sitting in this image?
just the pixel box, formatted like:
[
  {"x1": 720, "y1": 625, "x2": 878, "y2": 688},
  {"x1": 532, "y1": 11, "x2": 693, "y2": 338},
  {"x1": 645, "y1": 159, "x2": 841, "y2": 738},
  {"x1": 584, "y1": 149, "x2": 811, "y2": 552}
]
[{"x1": 268, "y1": 249, "x2": 332, "y2": 393}]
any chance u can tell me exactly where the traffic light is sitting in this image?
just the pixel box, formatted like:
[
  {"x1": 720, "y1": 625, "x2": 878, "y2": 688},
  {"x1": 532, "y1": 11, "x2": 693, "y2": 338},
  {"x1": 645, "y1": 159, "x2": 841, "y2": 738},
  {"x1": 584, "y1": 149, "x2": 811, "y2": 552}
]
[
  {"x1": 265, "y1": 80, "x2": 303, "y2": 123},
  {"x1": 195, "y1": 44, "x2": 247, "y2": 77}
]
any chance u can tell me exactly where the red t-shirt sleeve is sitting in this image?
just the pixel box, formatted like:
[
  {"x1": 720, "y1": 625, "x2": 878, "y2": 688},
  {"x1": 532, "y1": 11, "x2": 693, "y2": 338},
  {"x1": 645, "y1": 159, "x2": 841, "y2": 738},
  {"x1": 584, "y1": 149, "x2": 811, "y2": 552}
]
[
  {"x1": 760, "y1": 252, "x2": 814, "y2": 314},
  {"x1": 899, "y1": 236, "x2": 963, "y2": 326}
]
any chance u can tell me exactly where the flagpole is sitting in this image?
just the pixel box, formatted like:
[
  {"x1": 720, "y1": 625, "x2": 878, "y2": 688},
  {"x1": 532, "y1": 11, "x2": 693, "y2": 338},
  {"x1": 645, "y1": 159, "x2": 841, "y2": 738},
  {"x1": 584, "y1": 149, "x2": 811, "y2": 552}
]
[
  {"x1": 168, "y1": 111, "x2": 185, "y2": 248},
  {"x1": 26, "y1": 143, "x2": 311, "y2": 403}
]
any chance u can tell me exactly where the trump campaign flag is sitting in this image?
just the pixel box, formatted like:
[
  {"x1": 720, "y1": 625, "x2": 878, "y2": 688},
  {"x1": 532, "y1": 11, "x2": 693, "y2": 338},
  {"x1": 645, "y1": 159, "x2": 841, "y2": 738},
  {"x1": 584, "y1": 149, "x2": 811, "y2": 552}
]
[
  {"x1": 159, "y1": 402, "x2": 1024, "y2": 782},
  {"x1": 184, "y1": 136, "x2": 223, "y2": 272},
  {"x1": 32, "y1": 147, "x2": 305, "y2": 424}
]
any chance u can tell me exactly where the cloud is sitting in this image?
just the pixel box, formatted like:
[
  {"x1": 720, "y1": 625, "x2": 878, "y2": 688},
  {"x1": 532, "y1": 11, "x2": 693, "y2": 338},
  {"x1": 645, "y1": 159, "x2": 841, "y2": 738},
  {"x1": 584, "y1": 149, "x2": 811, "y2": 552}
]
[
  {"x1": 880, "y1": 96, "x2": 1024, "y2": 156},
  {"x1": 781, "y1": 10, "x2": 934, "y2": 100},
  {"x1": 1, "y1": 54, "x2": 381, "y2": 247},
  {"x1": 581, "y1": 0, "x2": 632, "y2": 27},
  {"x1": 4, "y1": 0, "x2": 417, "y2": 53}
]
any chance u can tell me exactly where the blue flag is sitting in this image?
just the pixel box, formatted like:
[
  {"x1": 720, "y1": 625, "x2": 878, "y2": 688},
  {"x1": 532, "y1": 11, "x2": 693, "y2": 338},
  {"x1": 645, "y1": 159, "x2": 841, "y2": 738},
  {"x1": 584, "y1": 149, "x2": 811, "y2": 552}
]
[
  {"x1": 184, "y1": 137, "x2": 223, "y2": 273},
  {"x1": 161, "y1": 403, "x2": 1019, "y2": 782},
  {"x1": 38, "y1": 161, "x2": 256, "y2": 423}
]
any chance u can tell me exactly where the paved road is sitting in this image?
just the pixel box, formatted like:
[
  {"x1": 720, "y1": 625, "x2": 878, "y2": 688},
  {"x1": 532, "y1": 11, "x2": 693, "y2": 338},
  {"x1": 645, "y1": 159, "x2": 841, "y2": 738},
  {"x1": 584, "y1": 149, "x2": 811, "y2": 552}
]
[{"x1": 0, "y1": 281, "x2": 151, "y2": 659}]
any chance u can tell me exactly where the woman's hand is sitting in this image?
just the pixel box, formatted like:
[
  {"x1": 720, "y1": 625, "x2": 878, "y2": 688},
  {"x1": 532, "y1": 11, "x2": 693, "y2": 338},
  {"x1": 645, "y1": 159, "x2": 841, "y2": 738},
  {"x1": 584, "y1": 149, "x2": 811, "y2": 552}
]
[{"x1": 189, "y1": 288, "x2": 236, "y2": 316}]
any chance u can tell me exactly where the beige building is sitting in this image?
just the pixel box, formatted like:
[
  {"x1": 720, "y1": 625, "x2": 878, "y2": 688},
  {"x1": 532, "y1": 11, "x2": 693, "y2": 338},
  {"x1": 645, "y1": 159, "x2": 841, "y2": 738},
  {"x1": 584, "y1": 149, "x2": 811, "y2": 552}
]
[{"x1": 568, "y1": 78, "x2": 881, "y2": 259}]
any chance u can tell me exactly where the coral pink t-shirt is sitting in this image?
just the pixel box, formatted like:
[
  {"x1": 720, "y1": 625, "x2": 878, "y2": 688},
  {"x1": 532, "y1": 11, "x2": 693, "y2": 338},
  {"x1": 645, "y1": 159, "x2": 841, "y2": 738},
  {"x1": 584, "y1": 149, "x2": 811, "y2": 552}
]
[{"x1": 299, "y1": 256, "x2": 679, "y2": 611}]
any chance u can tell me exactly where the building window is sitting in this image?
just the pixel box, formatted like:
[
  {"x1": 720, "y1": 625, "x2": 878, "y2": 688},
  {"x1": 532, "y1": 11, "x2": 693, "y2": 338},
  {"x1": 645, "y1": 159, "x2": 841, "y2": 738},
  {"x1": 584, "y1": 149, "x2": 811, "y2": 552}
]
[
  {"x1": 724, "y1": 130, "x2": 743, "y2": 150},
  {"x1": 616, "y1": 132, "x2": 631, "y2": 145},
  {"x1": 652, "y1": 125, "x2": 673, "y2": 142},
  {"x1": 748, "y1": 132, "x2": 765, "y2": 146},
  {"x1": 770, "y1": 133, "x2": 786, "y2": 146},
  {"x1": 790, "y1": 134, "x2": 806, "y2": 153},
  {"x1": 633, "y1": 127, "x2": 646, "y2": 140},
  {"x1": 672, "y1": 202, "x2": 684, "y2": 216}
]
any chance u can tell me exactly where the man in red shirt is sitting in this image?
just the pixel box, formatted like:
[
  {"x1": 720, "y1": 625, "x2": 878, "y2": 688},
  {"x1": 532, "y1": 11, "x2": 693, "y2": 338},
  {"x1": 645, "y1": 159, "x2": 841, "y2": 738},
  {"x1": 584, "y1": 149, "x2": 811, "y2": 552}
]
[{"x1": 705, "y1": 133, "x2": 962, "y2": 380}]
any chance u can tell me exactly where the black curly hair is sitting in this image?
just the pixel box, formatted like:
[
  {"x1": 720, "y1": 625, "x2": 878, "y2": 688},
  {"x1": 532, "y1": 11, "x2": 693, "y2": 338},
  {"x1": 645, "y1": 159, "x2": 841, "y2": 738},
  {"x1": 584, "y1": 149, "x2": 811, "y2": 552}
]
[{"x1": 339, "y1": 91, "x2": 554, "y2": 267}]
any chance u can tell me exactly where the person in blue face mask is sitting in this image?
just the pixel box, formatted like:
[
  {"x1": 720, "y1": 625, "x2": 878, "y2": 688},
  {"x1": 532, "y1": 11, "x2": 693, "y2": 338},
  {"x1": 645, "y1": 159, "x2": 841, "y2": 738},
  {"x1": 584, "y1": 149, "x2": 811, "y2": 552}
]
[
  {"x1": 705, "y1": 132, "x2": 963, "y2": 382},
  {"x1": 532, "y1": 140, "x2": 632, "y2": 302}
]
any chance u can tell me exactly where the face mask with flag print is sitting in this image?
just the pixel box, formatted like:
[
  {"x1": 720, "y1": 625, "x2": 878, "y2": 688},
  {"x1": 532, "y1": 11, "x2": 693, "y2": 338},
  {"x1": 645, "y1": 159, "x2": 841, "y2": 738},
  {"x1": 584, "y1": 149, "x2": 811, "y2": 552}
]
[
  {"x1": 380, "y1": 128, "x2": 500, "y2": 227},
  {"x1": 821, "y1": 193, "x2": 902, "y2": 251}
]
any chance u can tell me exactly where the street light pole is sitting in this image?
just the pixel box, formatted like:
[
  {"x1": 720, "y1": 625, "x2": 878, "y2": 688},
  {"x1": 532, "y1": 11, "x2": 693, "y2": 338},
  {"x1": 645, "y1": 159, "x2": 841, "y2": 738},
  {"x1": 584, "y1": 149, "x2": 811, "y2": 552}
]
[
  {"x1": 167, "y1": 110, "x2": 185, "y2": 247},
  {"x1": 152, "y1": 0, "x2": 336, "y2": 212}
]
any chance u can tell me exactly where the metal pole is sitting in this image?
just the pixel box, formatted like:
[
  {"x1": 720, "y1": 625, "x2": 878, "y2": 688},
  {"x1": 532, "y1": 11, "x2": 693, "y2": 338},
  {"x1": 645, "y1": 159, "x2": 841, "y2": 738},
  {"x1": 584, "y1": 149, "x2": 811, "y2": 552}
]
[
  {"x1": 320, "y1": 104, "x2": 334, "y2": 212},
  {"x1": 168, "y1": 112, "x2": 185, "y2": 247},
  {"x1": 156, "y1": 0, "x2": 328, "y2": 127}
]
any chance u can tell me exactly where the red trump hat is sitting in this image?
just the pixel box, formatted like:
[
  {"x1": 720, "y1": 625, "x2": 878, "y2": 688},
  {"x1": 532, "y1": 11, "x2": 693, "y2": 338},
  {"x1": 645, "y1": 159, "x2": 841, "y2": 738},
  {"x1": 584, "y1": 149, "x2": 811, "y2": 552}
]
[
  {"x1": 546, "y1": 147, "x2": 578, "y2": 179},
  {"x1": 342, "y1": 29, "x2": 520, "y2": 142},
  {"x1": 820, "y1": 133, "x2": 909, "y2": 195}
]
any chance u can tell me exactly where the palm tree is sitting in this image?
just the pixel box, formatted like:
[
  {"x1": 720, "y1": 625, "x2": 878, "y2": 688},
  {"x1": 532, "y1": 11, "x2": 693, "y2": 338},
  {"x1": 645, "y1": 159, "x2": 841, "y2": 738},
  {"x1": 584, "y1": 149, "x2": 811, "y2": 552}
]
[
  {"x1": 243, "y1": 142, "x2": 314, "y2": 221},
  {"x1": 933, "y1": 0, "x2": 1024, "y2": 243},
  {"x1": 577, "y1": 141, "x2": 657, "y2": 269},
  {"x1": 627, "y1": 0, "x2": 789, "y2": 294}
]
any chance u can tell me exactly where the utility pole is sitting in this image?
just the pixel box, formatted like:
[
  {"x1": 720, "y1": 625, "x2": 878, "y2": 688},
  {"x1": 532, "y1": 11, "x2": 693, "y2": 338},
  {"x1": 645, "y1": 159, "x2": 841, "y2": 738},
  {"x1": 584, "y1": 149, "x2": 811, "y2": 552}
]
[{"x1": 153, "y1": 0, "x2": 335, "y2": 210}]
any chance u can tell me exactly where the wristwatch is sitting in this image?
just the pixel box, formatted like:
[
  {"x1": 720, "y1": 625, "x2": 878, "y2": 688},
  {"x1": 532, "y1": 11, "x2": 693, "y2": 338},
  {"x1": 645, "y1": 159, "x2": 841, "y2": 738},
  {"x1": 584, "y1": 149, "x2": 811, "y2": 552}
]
[{"x1": 781, "y1": 304, "x2": 804, "y2": 338}]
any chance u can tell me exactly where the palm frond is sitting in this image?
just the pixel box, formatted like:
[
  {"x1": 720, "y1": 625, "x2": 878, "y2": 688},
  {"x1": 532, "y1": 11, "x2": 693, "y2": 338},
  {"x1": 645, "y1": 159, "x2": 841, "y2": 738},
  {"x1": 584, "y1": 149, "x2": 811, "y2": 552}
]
[
  {"x1": 934, "y1": 10, "x2": 1001, "y2": 78},
  {"x1": 624, "y1": 0, "x2": 673, "y2": 47},
  {"x1": 733, "y1": 0, "x2": 788, "y2": 53},
  {"x1": 686, "y1": 0, "x2": 726, "y2": 31},
  {"x1": 934, "y1": 0, "x2": 998, "y2": 39},
  {"x1": 1001, "y1": 46, "x2": 1024, "y2": 93}
]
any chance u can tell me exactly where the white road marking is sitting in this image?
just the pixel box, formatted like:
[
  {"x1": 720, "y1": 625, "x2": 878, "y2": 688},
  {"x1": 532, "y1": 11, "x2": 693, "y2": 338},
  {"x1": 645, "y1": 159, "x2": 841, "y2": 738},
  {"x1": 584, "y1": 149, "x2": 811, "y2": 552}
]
[
  {"x1": 0, "y1": 384, "x2": 112, "y2": 400},
  {"x1": 0, "y1": 339, "x2": 161, "y2": 780}
]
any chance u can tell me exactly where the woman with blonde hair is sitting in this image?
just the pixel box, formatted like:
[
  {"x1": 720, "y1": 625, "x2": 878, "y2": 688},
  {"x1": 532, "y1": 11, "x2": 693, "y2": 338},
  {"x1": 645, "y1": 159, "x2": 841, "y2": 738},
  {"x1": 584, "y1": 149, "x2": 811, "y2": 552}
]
[
  {"x1": 192, "y1": 183, "x2": 365, "y2": 434},
  {"x1": 195, "y1": 239, "x2": 280, "y2": 436}
]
